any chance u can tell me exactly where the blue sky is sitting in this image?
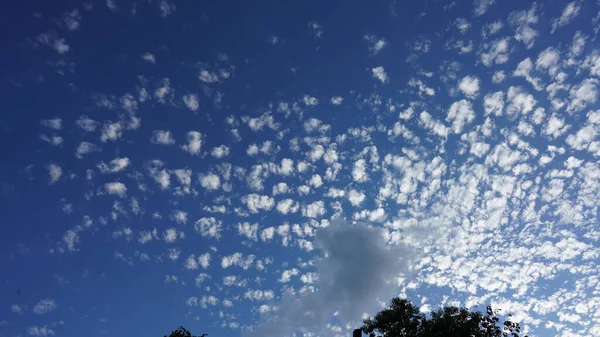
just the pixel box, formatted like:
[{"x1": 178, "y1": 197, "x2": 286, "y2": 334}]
[{"x1": 1, "y1": 0, "x2": 600, "y2": 336}]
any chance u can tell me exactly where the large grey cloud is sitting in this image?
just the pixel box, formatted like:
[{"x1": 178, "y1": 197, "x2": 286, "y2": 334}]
[{"x1": 247, "y1": 218, "x2": 414, "y2": 337}]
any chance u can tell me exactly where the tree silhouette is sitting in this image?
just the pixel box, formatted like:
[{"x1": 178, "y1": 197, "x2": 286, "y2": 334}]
[
  {"x1": 361, "y1": 297, "x2": 528, "y2": 337},
  {"x1": 164, "y1": 326, "x2": 207, "y2": 337}
]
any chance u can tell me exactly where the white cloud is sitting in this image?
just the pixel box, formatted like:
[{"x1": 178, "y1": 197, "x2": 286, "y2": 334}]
[
  {"x1": 348, "y1": 189, "x2": 366, "y2": 206},
  {"x1": 141, "y1": 53, "x2": 156, "y2": 64},
  {"x1": 194, "y1": 217, "x2": 222, "y2": 239},
  {"x1": 364, "y1": 34, "x2": 387, "y2": 55},
  {"x1": 372, "y1": 66, "x2": 388, "y2": 83},
  {"x1": 446, "y1": 99, "x2": 475, "y2": 134},
  {"x1": 199, "y1": 70, "x2": 219, "y2": 83},
  {"x1": 330, "y1": 96, "x2": 343, "y2": 105},
  {"x1": 47, "y1": 163, "x2": 62, "y2": 184},
  {"x1": 183, "y1": 94, "x2": 199, "y2": 112},
  {"x1": 552, "y1": 1, "x2": 581, "y2": 33},
  {"x1": 455, "y1": 18, "x2": 471, "y2": 34},
  {"x1": 352, "y1": 159, "x2": 368, "y2": 182},
  {"x1": 40, "y1": 118, "x2": 62, "y2": 130},
  {"x1": 100, "y1": 122, "x2": 123, "y2": 142},
  {"x1": 33, "y1": 299, "x2": 56, "y2": 315},
  {"x1": 76, "y1": 115, "x2": 98, "y2": 132},
  {"x1": 567, "y1": 79, "x2": 598, "y2": 113},
  {"x1": 244, "y1": 194, "x2": 275, "y2": 213},
  {"x1": 276, "y1": 199, "x2": 299, "y2": 214},
  {"x1": 473, "y1": 0, "x2": 496, "y2": 16},
  {"x1": 484, "y1": 91, "x2": 504, "y2": 116},
  {"x1": 28, "y1": 325, "x2": 55, "y2": 336},
  {"x1": 105, "y1": 182, "x2": 127, "y2": 197},
  {"x1": 544, "y1": 114, "x2": 570, "y2": 139},
  {"x1": 458, "y1": 75, "x2": 480, "y2": 99},
  {"x1": 238, "y1": 222, "x2": 259, "y2": 241},
  {"x1": 211, "y1": 145, "x2": 230, "y2": 158},
  {"x1": 75, "y1": 142, "x2": 99, "y2": 159},
  {"x1": 302, "y1": 200, "x2": 326, "y2": 218},
  {"x1": 308, "y1": 21, "x2": 323, "y2": 39},
  {"x1": 171, "y1": 210, "x2": 188, "y2": 224},
  {"x1": 303, "y1": 95, "x2": 319, "y2": 106},
  {"x1": 154, "y1": 78, "x2": 172, "y2": 103},
  {"x1": 185, "y1": 255, "x2": 198, "y2": 270},
  {"x1": 508, "y1": 3, "x2": 539, "y2": 49},
  {"x1": 198, "y1": 252, "x2": 211, "y2": 269},
  {"x1": 479, "y1": 37, "x2": 510, "y2": 66},
  {"x1": 199, "y1": 173, "x2": 221, "y2": 190},
  {"x1": 181, "y1": 131, "x2": 203, "y2": 155},
  {"x1": 492, "y1": 71, "x2": 505, "y2": 83},
  {"x1": 419, "y1": 111, "x2": 449, "y2": 138},
  {"x1": 151, "y1": 130, "x2": 175, "y2": 145},
  {"x1": 11, "y1": 304, "x2": 26, "y2": 314},
  {"x1": 159, "y1": 0, "x2": 175, "y2": 17},
  {"x1": 163, "y1": 228, "x2": 180, "y2": 243},
  {"x1": 98, "y1": 157, "x2": 130, "y2": 173}
]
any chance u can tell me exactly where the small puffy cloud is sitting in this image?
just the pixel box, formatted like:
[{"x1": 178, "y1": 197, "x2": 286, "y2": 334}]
[
  {"x1": 105, "y1": 182, "x2": 127, "y2": 197},
  {"x1": 185, "y1": 255, "x2": 199, "y2": 270},
  {"x1": 508, "y1": 4, "x2": 539, "y2": 49},
  {"x1": 154, "y1": 78, "x2": 172, "y2": 104},
  {"x1": 473, "y1": 0, "x2": 496, "y2": 16},
  {"x1": 458, "y1": 75, "x2": 480, "y2": 99},
  {"x1": 492, "y1": 71, "x2": 505, "y2": 83},
  {"x1": 446, "y1": 99, "x2": 475, "y2": 134},
  {"x1": 302, "y1": 200, "x2": 326, "y2": 218},
  {"x1": 211, "y1": 145, "x2": 230, "y2": 158},
  {"x1": 364, "y1": 34, "x2": 387, "y2": 55},
  {"x1": 171, "y1": 210, "x2": 188, "y2": 224},
  {"x1": 75, "y1": 142, "x2": 100, "y2": 159},
  {"x1": 348, "y1": 189, "x2": 366, "y2": 206},
  {"x1": 199, "y1": 70, "x2": 219, "y2": 83},
  {"x1": 40, "y1": 118, "x2": 62, "y2": 130},
  {"x1": 198, "y1": 252, "x2": 211, "y2": 269},
  {"x1": 98, "y1": 157, "x2": 130, "y2": 173},
  {"x1": 181, "y1": 131, "x2": 203, "y2": 155},
  {"x1": 276, "y1": 199, "x2": 299, "y2": 214},
  {"x1": 151, "y1": 130, "x2": 175, "y2": 145},
  {"x1": 159, "y1": 0, "x2": 175, "y2": 17},
  {"x1": 63, "y1": 230, "x2": 79, "y2": 252},
  {"x1": 330, "y1": 96, "x2": 343, "y2": 105},
  {"x1": 243, "y1": 194, "x2": 275, "y2": 213},
  {"x1": 141, "y1": 53, "x2": 156, "y2": 64},
  {"x1": 238, "y1": 222, "x2": 259, "y2": 241},
  {"x1": 544, "y1": 114, "x2": 570, "y2": 139},
  {"x1": 552, "y1": 1, "x2": 581, "y2": 33},
  {"x1": 183, "y1": 94, "x2": 199, "y2": 112},
  {"x1": 47, "y1": 163, "x2": 62, "y2": 184},
  {"x1": 567, "y1": 79, "x2": 598, "y2": 113},
  {"x1": 199, "y1": 173, "x2": 221, "y2": 190},
  {"x1": 11, "y1": 304, "x2": 26, "y2": 314},
  {"x1": 308, "y1": 21, "x2": 323, "y2": 39},
  {"x1": 480, "y1": 37, "x2": 510, "y2": 66},
  {"x1": 33, "y1": 299, "x2": 56, "y2": 315},
  {"x1": 28, "y1": 325, "x2": 55, "y2": 336},
  {"x1": 100, "y1": 122, "x2": 123, "y2": 142},
  {"x1": 352, "y1": 159, "x2": 368, "y2": 182},
  {"x1": 371, "y1": 66, "x2": 388, "y2": 83},
  {"x1": 303, "y1": 95, "x2": 319, "y2": 106},
  {"x1": 76, "y1": 115, "x2": 99, "y2": 132},
  {"x1": 419, "y1": 111, "x2": 449, "y2": 138},
  {"x1": 194, "y1": 217, "x2": 223, "y2": 239},
  {"x1": 454, "y1": 18, "x2": 471, "y2": 34}
]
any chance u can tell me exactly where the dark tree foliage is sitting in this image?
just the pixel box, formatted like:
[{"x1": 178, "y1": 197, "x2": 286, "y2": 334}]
[
  {"x1": 361, "y1": 298, "x2": 528, "y2": 337},
  {"x1": 164, "y1": 326, "x2": 207, "y2": 337}
]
